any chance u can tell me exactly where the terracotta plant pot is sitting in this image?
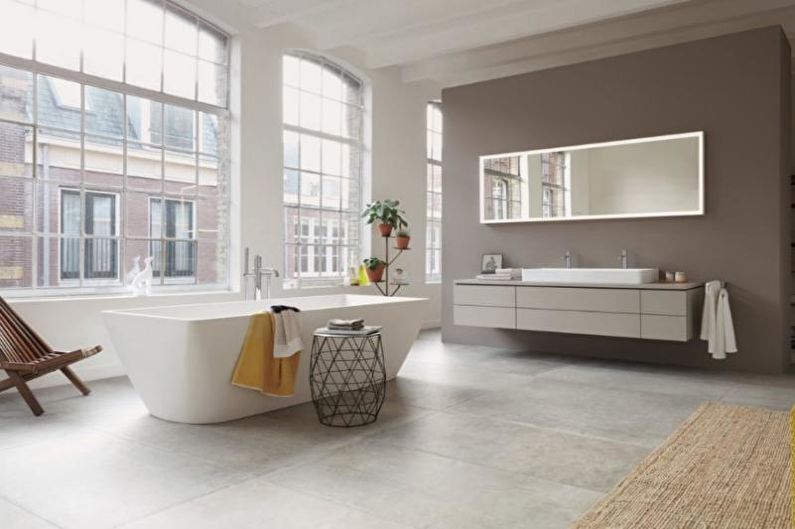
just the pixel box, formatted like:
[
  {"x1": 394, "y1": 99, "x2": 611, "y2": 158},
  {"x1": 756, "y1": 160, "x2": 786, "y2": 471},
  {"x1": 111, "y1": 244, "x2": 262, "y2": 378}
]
[
  {"x1": 366, "y1": 263, "x2": 386, "y2": 283},
  {"x1": 395, "y1": 236, "x2": 410, "y2": 250},
  {"x1": 377, "y1": 223, "x2": 393, "y2": 237}
]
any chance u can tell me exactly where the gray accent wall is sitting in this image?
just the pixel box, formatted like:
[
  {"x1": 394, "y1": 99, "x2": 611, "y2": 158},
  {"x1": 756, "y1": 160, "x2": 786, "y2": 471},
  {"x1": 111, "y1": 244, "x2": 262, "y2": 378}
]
[{"x1": 441, "y1": 27, "x2": 791, "y2": 373}]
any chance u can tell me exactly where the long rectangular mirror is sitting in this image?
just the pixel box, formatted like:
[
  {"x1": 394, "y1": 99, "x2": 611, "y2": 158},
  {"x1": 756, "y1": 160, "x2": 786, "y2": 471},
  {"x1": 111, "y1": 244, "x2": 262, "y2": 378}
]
[{"x1": 479, "y1": 131, "x2": 704, "y2": 223}]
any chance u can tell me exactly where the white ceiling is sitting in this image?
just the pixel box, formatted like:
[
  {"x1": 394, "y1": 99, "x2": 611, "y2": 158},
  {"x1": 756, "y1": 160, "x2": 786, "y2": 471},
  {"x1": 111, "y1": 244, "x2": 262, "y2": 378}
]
[{"x1": 234, "y1": 0, "x2": 795, "y2": 86}]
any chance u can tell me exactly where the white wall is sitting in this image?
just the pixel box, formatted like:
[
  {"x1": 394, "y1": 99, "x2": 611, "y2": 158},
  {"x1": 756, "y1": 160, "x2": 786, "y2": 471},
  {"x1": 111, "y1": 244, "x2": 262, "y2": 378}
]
[{"x1": 9, "y1": 11, "x2": 442, "y2": 389}]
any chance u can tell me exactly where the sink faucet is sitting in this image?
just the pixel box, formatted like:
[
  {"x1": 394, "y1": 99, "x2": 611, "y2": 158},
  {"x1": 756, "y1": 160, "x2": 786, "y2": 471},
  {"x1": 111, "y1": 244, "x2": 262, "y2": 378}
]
[
  {"x1": 243, "y1": 248, "x2": 280, "y2": 300},
  {"x1": 618, "y1": 249, "x2": 628, "y2": 269},
  {"x1": 563, "y1": 250, "x2": 572, "y2": 269}
]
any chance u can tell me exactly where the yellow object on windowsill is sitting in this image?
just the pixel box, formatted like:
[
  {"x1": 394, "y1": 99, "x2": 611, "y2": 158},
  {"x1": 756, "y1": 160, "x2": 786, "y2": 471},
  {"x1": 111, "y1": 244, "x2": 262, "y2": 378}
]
[{"x1": 358, "y1": 264, "x2": 371, "y2": 286}]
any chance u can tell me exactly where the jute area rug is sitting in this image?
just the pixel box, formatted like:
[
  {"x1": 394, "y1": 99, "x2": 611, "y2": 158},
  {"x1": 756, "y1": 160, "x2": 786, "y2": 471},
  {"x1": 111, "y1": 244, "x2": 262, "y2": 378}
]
[{"x1": 571, "y1": 402, "x2": 791, "y2": 529}]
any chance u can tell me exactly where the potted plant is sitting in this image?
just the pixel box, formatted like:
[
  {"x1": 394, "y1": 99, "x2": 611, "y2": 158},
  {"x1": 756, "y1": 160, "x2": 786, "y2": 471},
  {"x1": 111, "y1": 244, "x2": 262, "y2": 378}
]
[
  {"x1": 363, "y1": 257, "x2": 386, "y2": 282},
  {"x1": 361, "y1": 199, "x2": 408, "y2": 237},
  {"x1": 395, "y1": 228, "x2": 411, "y2": 250}
]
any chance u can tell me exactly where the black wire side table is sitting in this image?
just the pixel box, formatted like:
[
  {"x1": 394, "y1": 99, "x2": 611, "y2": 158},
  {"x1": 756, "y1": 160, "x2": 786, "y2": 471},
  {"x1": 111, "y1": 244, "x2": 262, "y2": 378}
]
[{"x1": 309, "y1": 328, "x2": 386, "y2": 427}]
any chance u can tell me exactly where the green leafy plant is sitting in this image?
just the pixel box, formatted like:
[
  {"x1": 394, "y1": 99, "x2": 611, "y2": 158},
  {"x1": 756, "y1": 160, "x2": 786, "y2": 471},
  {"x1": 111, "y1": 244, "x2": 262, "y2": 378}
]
[
  {"x1": 363, "y1": 257, "x2": 386, "y2": 270},
  {"x1": 361, "y1": 199, "x2": 408, "y2": 230},
  {"x1": 396, "y1": 228, "x2": 410, "y2": 237}
]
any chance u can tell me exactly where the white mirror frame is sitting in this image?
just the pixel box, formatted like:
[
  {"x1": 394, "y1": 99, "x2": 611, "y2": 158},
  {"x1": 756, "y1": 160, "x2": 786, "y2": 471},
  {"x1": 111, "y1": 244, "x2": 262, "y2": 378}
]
[{"x1": 479, "y1": 131, "x2": 705, "y2": 224}]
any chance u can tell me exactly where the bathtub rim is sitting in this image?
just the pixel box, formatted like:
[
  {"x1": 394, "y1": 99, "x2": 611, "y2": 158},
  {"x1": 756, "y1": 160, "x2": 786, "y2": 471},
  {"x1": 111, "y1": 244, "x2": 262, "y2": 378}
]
[{"x1": 102, "y1": 293, "x2": 428, "y2": 322}]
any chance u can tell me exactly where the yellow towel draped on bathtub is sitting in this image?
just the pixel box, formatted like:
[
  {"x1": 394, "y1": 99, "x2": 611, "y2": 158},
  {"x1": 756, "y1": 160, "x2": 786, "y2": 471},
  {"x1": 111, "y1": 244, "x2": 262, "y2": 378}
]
[{"x1": 231, "y1": 312, "x2": 301, "y2": 397}]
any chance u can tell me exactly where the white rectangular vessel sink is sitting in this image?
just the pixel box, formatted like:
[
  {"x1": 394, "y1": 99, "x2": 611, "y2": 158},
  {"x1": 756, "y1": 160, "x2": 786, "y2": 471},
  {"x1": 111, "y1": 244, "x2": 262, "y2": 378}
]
[{"x1": 521, "y1": 267, "x2": 659, "y2": 285}]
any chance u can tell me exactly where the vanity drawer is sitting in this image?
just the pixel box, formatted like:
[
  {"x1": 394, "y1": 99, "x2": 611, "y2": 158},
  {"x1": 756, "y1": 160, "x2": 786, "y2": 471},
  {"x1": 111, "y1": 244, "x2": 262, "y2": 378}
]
[
  {"x1": 516, "y1": 287, "x2": 639, "y2": 313},
  {"x1": 641, "y1": 314, "x2": 691, "y2": 341},
  {"x1": 517, "y1": 309, "x2": 640, "y2": 338},
  {"x1": 454, "y1": 305, "x2": 515, "y2": 329},
  {"x1": 641, "y1": 291, "x2": 688, "y2": 316},
  {"x1": 454, "y1": 285, "x2": 515, "y2": 307}
]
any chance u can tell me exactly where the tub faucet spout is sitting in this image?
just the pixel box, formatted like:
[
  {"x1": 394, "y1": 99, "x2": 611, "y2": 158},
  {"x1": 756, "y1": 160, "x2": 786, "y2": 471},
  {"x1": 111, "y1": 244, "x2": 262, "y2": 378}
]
[{"x1": 243, "y1": 248, "x2": 280, "y2": 300}]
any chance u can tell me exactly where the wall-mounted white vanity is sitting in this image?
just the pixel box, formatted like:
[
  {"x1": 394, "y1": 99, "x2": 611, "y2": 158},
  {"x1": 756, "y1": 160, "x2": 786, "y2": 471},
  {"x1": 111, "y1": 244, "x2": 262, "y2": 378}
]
[{"x1": 453, "y1": 279, "x2": 703, "y2": 341}]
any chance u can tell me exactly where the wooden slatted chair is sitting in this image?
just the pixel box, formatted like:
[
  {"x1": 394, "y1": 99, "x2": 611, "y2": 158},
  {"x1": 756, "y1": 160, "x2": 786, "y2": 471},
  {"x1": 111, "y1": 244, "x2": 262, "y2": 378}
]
[{"x1": 0, "y1": 296, "x2": 101, "y2": 416}]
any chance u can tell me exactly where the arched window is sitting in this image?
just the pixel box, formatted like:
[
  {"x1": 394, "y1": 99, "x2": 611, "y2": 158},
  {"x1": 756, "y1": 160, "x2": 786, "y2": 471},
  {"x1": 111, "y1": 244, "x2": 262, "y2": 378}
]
[
  {"x1": 0, "y1": 0, "x2": 231, "y2": 295},
  {"x1": 282, "y1": 51, "x2": 366, "y2": 288}
]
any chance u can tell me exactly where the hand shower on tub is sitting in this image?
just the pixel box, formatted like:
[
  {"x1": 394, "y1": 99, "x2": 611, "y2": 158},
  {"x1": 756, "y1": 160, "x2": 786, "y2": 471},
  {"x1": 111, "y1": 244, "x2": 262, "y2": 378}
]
[{"x1": 243, "y1": 247, "x2": 280, "y2": 300}]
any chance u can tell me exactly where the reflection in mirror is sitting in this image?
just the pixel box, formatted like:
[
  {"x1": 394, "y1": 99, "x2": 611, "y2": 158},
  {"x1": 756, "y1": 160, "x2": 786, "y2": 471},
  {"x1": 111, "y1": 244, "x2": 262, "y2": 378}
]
[{"x1": 480, "y1": 132, "x2": 703, "y2": 223}]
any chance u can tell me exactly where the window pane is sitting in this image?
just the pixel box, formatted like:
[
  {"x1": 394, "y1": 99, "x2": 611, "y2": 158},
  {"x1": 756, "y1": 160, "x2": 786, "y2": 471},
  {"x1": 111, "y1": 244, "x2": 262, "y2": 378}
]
[
  {"x1": 37, "y1": 128, "x2": 81, "y2": 182},
  {"x1": 322, "y1": 66, "x2": 342, "y2": 101},
  {"x1": 164, "y1": 50, "x2": 197, "y2": 99},
  {"x1": 299, "y1": 91, "x2": 320, "y2": 131},
  {"x1": 283, "y1": 86, "x2": 299, "y2": 126},
  {"x1": 283, "y1": 169, "x2": 298, "y2": 205},
  {"x1": 321, "y1": 99, "x2": 341, "y2": 136},
  {"x1": 0, "y1": 0, "x2": 34, "y2": 59},
  {"x1": 127, "y1": 0, "x2": 164, "y2": 45},
  {"x1": 84, "y1": 86, "x2": 124, "y2": 138},
  {"x1": 0, "y1": 236, "x2": 32, "y2": 288},
  {"x1": 198, "y1": 154, "x2": 218, "y2": 197},
  {"x1": 322, "y1": 176, "x2": 340, "y2": 210},
  {"x1": 300, "y1": 58, "x2": 322, "y2": 94},
  {"x1": 321, "y1": 139, "x2": 341, "y2": 176},
  {"x1": 198, "y1": 22, "x2": 227, "y2": 64},
  {"x1": 299, "y1": 134, "x2": 320, "y2": 173},
  {"x1": 36, "y1": 11, "x2": 81, "y2": 70},
  {"x1": 127, "y1": 96, "x2": 162, "y2": 146},
  {"x1": 0, "y1": 66, "x2": 32, "y2": 123},
  {"x1": 165, "y1": 4, "x2": 197, "y2": 56},
  {"x1": 283, "y1": 55, "x2": 299, "y2": 87},
  {"x1": 283, "y1": 130, "x2": 299, "y2": 168},
  {"x1": 84, "y1": 0, "x2": 125, "y2": 32},
  {"x1": 125, "y1": 191, "x2": 154, "y2": 237},
  {"x1": 126, "y1": 39, "x2": 163, "y2": 91},
  {"x1": 37, "y1": 76, "x2": 82, "y2": 131},
  {"x1": 198, "y1": 60, "x2": 226, "y2": 106},
  {"x1": 0, "y1": 177, "x2": 32, "y2": 232},
  {"x1": 196, "y1": 196, "x2": 218, "y2": 241},
  {"x1": 0, "y1": 122, "x2": 33, "y2": 177},
  {"x1": 197, "y1": 241, "x2": 221, "y2": 284},
  {"x1": 300, "y1": 172, "x2": 319, "y2": 206},
  {"x1": 85, "y1": 135, "x2": 124, "y2": 188},
  {"x1": 164, "y1": 104, "x2": 195, "y2": 151},
  {"x1": 199, "y1": 112, "x2": 219, "y2": 155},
  {"x1": 83, "y1": 27, "x2": 124, "y2": 82},
  {"x1": 126, "y1": 145, "x2": 163, "y2": 189}
]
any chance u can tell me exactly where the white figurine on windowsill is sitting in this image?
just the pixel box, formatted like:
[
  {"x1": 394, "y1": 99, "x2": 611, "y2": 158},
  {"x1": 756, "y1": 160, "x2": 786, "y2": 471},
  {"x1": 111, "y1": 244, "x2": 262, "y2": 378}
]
[
  {"x1": 124, "y1": 256, "x2": 141, "y2": 286},
  {"x1": 130, "y1": 256, "x2": 154, "y2": 296}
]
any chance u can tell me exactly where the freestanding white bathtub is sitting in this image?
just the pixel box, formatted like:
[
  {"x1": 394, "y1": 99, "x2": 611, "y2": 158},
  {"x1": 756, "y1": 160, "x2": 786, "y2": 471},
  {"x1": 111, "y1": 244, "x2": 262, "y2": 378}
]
[{"x1": 103, "y1": 294, "x2": 427, "y2": 424}]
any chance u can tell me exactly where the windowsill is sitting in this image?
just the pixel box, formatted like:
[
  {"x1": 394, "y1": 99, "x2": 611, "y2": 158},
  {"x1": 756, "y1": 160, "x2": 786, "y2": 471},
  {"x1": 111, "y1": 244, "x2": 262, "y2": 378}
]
[{"x1": 5, "y1": 285, "x2": 236, "y2": 303}]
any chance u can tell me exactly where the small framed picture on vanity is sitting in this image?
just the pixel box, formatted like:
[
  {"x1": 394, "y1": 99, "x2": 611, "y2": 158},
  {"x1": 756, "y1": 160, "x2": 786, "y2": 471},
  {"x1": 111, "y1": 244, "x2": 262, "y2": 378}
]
[{"x1": 481, "y1": 253, "x2": 503, "y2": 274}]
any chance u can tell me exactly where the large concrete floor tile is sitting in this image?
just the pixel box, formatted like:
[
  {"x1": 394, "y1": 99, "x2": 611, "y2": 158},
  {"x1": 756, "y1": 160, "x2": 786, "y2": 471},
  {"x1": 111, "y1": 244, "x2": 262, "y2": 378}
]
[
  {"x1": 0, "y1": 429, "x2": 247, "y2": 529},
  {"x1": 720, "y1": 383, "x2": 795, "y2": 410},
  {"x1": 385, "y1": 376, "x2": 483, "y2": 410},
  {"x1": 371, "y1": 410, "x2": 648, "y2": 492},
  {"x1": 0, "y1": 497, "x2": 59, "y2": 529},
  {"x1": 266, "y1": 439, "x2": 601, "y2": 529},
  {"x1": 448, "y1": 378, "x2": 704, "y2": 447},
  {"x1": 119, "y1": 477, "x2": 416, "y2": 529},
  {"x1": 535, "y1": 361, "x2": 735, "y2": 400}
]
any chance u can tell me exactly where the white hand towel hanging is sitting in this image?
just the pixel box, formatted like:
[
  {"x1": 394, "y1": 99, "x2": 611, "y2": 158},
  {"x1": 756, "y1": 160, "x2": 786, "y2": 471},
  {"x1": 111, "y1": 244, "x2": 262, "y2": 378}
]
[
  {"x1": 700, "y1": 280, "x2": 720, "y2": 342},
  {"x1": 712, "y1": 287, "x2": 737, "y2": 359},
  {"x1": 273, "y1": 310, "x2": 303, "y2": 358},
  {"x1": 700, "y1": 280, "x2": 737, "y2": 359}
]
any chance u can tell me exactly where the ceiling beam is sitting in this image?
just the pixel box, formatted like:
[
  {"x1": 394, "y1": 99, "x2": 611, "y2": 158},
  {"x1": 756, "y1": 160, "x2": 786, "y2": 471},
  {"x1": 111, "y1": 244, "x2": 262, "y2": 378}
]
[
  {"x1": 253, "y1": 0, "x2": 357, "y2": 29},
  {"x1": 401, "y1": 0, "x2": 795, "y2": 85},
  {"x1": 349, "y1": 0, "x2": 690, "y2": 68}
]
